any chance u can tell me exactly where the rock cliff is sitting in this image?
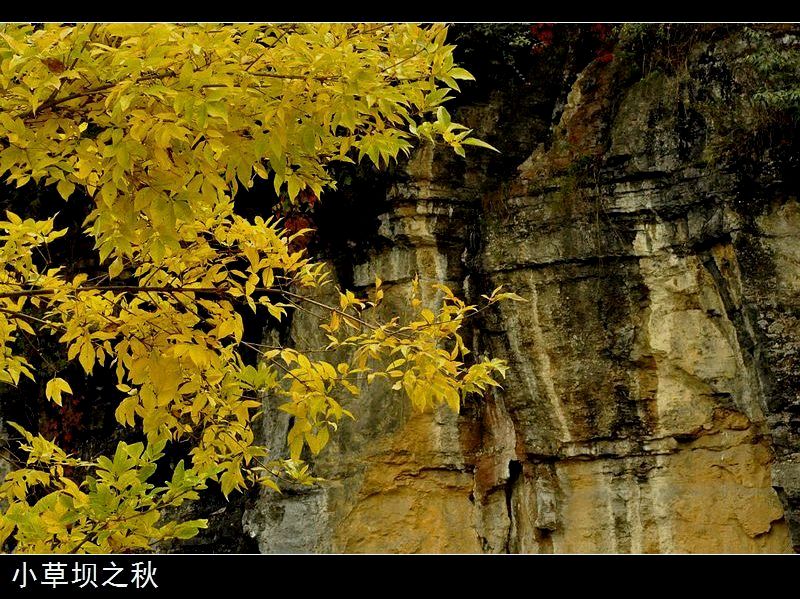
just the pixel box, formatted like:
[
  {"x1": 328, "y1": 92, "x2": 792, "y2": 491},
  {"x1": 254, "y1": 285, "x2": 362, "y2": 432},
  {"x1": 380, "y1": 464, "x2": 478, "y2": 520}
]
[{"x1": 242, "y1": 24, "x2": 800, "y2": 553}]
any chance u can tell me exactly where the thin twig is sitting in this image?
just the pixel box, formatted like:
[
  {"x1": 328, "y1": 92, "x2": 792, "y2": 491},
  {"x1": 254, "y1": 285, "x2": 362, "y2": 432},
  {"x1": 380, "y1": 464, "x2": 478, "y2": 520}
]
[{"x1": 0, "y1": 306, "x2": 56, "y2": 326}]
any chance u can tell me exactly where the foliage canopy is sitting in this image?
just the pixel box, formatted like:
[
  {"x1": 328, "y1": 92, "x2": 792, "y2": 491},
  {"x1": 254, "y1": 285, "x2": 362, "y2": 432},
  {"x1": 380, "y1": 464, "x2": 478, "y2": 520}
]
[{"x1": 0, "y1": 23, "x2": 519, "y2": 553}]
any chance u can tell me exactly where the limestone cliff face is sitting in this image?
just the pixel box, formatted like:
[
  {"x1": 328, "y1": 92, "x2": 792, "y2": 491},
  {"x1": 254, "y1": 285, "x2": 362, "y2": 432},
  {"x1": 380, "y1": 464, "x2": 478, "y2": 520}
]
[{"x1": 243, "y1": 25, "x2": 800, "y2": 553}]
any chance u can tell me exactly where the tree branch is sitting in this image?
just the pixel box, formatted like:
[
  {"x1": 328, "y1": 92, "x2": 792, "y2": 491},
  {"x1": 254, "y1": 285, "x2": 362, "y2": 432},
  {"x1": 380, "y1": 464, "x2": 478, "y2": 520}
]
[{"x1": 0, "y1": 285, "x2": 227, "y2": 300}]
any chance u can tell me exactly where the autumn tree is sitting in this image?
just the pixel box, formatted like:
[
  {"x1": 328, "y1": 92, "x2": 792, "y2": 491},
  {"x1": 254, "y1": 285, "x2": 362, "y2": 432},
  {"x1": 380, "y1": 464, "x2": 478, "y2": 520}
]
[{"x1": 0, "y1": 23, "x2": 520, "y2": 553}]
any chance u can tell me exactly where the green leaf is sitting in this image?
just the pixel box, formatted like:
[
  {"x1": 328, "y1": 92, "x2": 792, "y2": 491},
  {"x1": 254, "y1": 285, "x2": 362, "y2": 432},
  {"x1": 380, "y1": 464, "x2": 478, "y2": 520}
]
[
  {"x1": 462, "y1": 137, "x2": 501, "y2": 152},
  {"x1": 436, "y1": 106, "x2": 451, "y2": 129},
  {"x1": 174, "y1": 519, "x2": 207, "y2": 539},
  {"x1": 449, "y1": 67, "x2": 475, "y2": 81}
]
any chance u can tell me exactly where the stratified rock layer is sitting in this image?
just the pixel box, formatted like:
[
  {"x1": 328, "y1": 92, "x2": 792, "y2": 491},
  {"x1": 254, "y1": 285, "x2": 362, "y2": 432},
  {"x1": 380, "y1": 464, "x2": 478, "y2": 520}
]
[{"x1": 244, "y1": 26, "x2": 799, "y2": 553}]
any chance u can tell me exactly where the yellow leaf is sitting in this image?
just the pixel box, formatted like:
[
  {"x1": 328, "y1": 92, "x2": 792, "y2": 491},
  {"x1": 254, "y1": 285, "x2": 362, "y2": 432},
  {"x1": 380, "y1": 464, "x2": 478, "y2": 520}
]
[
  {"x1": 45, "y1": 377, "x2": 72, "y2": 406},
  {"x1": 108, "y1": 257, "x2": 124, "y2": 279},
  {"x1": 220, "y1": 466, "x2": 244, "y2": 498},
  {"x1": 56, "y1": 179, "x2": 75, "y2": 200},
  {"x1": 114, "y1": 395, "x2": 138, "y2": 427},
  {"x1": 16, "y1": 319, "x2": 35, "y2": 335},
  {"x1": 266, "y1": 303, "x2": 285, "y2": 321},
  {"x1": 218, "y1": 319, "x2": 236, "y2": 339},
  {"x1": 305, "y1": 426, "x2": 329, "y2": 455},
  {"x1": 79, "y1": 342, "x2": 95, "y2": 374},
  {"x1": 288, "y1": 435, "x2": 304, "y2": 461}
]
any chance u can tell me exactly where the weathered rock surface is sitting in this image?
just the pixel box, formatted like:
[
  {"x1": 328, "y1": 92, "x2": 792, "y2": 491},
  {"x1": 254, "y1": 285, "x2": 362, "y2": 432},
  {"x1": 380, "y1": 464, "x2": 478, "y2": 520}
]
[{"x1": 242, "y1": 25, "x2": 800, "y2": 553}]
